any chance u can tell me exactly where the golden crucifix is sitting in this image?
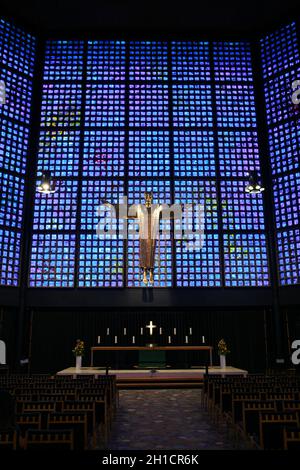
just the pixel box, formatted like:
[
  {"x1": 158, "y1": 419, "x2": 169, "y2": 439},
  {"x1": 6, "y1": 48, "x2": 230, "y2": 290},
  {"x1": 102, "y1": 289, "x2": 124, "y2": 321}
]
[{"x1": 101, "y1": 191, "x2": 162, "y2": 285}]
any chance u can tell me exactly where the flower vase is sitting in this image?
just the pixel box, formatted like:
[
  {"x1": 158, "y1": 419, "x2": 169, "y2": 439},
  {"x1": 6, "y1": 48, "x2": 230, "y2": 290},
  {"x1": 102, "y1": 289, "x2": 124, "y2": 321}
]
[
  {"x1": 75, "y1": 355, "x2": 82, "y2": 370},
  {"x1": 220, "y1": 354, "x2": 226, "y2": 369}
]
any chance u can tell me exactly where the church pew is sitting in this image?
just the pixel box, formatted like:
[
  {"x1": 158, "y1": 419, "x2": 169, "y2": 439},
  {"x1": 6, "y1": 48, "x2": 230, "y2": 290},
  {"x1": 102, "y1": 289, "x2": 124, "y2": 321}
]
[
  {"x1": 259, "y1": 412, "x2": 299, "y2": 450},
  {"x1": 231, "y1": 393, "x2": 261, "y2": 423},
  {"x1": 77, "y1": 395, "x2": 109, "y2": 443},
  {"x1": 16, "y1": 413, "x2": 42, "y2": 435},
  {"x1": 24, "y1": 429, "x2": 74, "y2": 450},
  {"x1": 22, "y1": 401, "x2": 57, "y2": 428},
  {"x1": 0, "y1": 431, "x2": 17, "y2": 450},
  {"x1": 283, "y1": 428, "x2": 300, "y2": 450},
  {"x1": 282, "y1": 400, "x2": 300, "y2": 412},
  {"x1": 242, "y1": 401, "x2": 276, "y2": 440},
  {"x1": 47, "y1": 412, "x2": 88, "y2": 450},
  {"x1": 62, "y1": 401, "x2": 97, "y2": 446}
]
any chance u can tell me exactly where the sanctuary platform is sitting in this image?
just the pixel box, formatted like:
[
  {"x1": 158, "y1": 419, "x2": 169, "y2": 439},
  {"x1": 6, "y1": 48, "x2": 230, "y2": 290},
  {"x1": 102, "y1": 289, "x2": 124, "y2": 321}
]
[{"x1": 56, "y1": 367, "x2": 248, "y2": 389}]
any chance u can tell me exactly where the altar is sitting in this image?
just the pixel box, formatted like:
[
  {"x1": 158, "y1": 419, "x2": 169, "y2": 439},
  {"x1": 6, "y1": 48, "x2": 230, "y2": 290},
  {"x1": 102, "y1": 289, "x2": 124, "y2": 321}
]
[{"x1": 90, "y1": 345, "x2": 213, "y2": 367}]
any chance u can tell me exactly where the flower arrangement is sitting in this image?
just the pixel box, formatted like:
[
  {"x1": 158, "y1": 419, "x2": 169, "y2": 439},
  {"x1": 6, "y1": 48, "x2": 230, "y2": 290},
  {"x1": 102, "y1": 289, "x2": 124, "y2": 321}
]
[
  {"x1": 72, "y1": 339, "x2": 84, "y2": 357},
  {"x1": 217, "y1": 339, "x2": 230, "y2": 356}
]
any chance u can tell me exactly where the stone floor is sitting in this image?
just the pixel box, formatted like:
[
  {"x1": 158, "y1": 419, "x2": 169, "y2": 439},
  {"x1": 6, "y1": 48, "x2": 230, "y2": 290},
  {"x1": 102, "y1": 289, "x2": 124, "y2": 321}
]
[{"x1": 108, "y1": 389, "x2": 238, "y2": 450}]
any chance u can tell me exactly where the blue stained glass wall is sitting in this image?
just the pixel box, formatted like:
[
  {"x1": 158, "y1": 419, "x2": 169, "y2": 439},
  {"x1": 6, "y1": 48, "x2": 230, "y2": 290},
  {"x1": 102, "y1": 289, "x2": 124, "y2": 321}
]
[
  {"x1": 0, "y1": 19, "x2": 35, "y2": 285},
  {"x1": 261, "y1": 22, "x2": 300, "y2": 285},
  {"x1": 215, "y1": 42, "x2": 269, "y2": 287},
  {"x1": 30, "y1": 38, "x2": 269, "y2": 288}
]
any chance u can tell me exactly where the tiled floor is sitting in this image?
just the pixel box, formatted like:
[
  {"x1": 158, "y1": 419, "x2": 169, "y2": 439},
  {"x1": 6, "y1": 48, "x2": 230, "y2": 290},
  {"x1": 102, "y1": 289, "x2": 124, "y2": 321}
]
[{"x1": 108, "y1": 389, "x2": 237, "y2": 450}]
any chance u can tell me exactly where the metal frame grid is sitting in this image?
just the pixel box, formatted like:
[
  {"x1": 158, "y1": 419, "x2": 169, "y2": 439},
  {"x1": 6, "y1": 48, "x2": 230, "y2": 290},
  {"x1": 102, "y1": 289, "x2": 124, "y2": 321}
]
[
  {"x1": 29, "y1": 232, "x2": 76, "y2": 287},
  {"x1": 30, "y1": 38, "x2": 269, "y2": 288},
  {"x1": 43, "y1": 40, "x2": 84, "y2": 81},
  {"x1": 277, "y1": 229, "x2": 300, "y2": 285},
  {"x1": 261, "y1": 22, "x2": 300, "y2": 79},
  {"x1": 261, "y1": 21, "x2": 300, "y2": 285},
  {"x1": 268, "y1": 120, "x2": 300, "y2": 175},
  {"x1": 0, "y1": 18, "x2": 35, "y2": 286},
  {"x1": 86, "y1": 40, "x2": 126, "y2": 81},
  {"x1": 273, "y1": 172, "x2": 300, "y2": 229},
  {"x1": 217, "y1": 130, "x2": 260, "y2": 178},
  {"x1": 223, "y1": 233, "x2": 269, "y2": 287}
]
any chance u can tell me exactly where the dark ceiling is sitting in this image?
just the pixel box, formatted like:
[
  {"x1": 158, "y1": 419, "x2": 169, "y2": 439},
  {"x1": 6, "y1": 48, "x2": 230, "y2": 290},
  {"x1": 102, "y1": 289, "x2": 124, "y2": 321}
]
[{"x1": 0, "y1": 0, "x2": 299, "y2": 38}]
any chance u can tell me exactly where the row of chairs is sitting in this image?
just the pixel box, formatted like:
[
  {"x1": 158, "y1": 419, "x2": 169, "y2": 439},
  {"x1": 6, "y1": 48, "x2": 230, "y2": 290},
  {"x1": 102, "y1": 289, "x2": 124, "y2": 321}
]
[
  {"x1": 202, "y1": 374, "x2": 300, "y2": 450},
  {"x1": 1, "y1": 429, "x2": 74, "y2": 450},
  {"x1": 0, "y1": 373, "x2": 118, "y2": 450}
]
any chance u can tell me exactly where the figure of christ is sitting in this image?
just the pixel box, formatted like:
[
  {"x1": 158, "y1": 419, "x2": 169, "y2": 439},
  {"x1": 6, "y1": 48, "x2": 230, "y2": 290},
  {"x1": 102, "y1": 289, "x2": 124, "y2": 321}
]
[
  {"x1": 102, "y1": 192, "x2": 163, "y2": 285},
  {"x1": 100, "y1": 192, "x2": 163, "y2": 285},
  {"x1": 136, "y1": 192, "x2": 162, "y2": 285}
]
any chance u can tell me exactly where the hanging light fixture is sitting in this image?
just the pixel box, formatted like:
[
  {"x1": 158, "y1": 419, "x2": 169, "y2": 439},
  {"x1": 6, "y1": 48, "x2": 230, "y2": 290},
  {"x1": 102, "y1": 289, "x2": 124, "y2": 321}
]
[
  {"x1": 245, "y1": 170, "x2": 265, "y2": 194},
  {"x1": 37, "y1": 171, "x2": 56, "y2": 194}
]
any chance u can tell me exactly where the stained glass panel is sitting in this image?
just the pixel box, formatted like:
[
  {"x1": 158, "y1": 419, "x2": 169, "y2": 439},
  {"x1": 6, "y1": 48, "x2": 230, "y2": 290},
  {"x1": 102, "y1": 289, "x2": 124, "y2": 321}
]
[
  {"x1": 277, "y1": 229, "x2": 300, "y2": 285},
  {"x1": 213, "y1": 42, "x2": 253, "y2": 81},
  {"x1": 224, "y1": 233, "x2": 269, "y2": 286},
  {"x1": 29, "y1": 233, "x2": 76, "y2": 287},
  {"x1": 261, "y1": 22, "x2": 300, "y2": 79},
  {"x1": 171, "y1": 41, "x2": 211, "y2": 81},
  {"x1": 174, "y1": 130, "x2": 215, "y2": 178},
  {"x1": 87, "y1": 40, "x2": 126, "y2": 81},
  {"x1": 129, "y1": 41, "x2": 168, "y2": 81},
  {"x1": 44, "y1": 40, "x2": 84, "y2": 80}
]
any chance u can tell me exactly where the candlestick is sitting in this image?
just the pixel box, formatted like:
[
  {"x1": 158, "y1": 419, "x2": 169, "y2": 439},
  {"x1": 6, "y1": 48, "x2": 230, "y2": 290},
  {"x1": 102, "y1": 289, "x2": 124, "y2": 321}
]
[
  {"x1": 106, "y1": 328, "x2": 110, "y2": 335},
  {"x1": 159, "y1": 328, "x2": 162, "y2": 335},
  {"x1": 132, "y1": 336, "x2": 135, "y2": 344},
  {"x1": 114, "y1": 336, "x2": 118, "y2": 344},
  {"x1": 168, "y1": 336, "x2": 171, "y2": 344},
  {"x1": 97, "y1": 336, "x2": 101, "y2": 344},
  {"x1": 185, "y1": 336, "x2": 189, "y2": 344},
  {"x1": 123, "y1": 328, "x2": 127, "y2": 335},
  {"x1": 189, "y1": 328, "x2": 192, "y2": 335},
  {"x1": 173, "y1": 328, "x2": 177, "y2": 335},
  {"x1": 140, "y1": 328, "x2": 143, "y2": 335},
  {"x1": 202, "y1": 336, "x2": 205, "y2": 343}
]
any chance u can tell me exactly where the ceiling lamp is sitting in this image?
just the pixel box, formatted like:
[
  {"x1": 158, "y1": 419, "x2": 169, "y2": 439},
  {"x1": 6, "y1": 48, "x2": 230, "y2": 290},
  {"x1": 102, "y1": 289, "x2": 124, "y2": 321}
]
[
  {"x1": 37, "y1": 171, "x2": 56, "y2": 194},
  {"x1": 245, "y1": 170, "x2": 265, "y2": 194}
]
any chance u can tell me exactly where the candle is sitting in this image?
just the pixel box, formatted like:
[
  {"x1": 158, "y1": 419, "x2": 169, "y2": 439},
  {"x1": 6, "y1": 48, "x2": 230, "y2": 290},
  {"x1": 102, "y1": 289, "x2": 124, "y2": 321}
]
[
  {"x1": 140, "y1": 328, "x2": 143, "y2": 335},
  {"x1": 114, "y1": 336, "x2": 118, "y2": 344},
  {"x1": 123, "y1": 328, "x2": 127, "y2": 335},
  {"x1": 106, "y1": 328, "x2": 110, "y2": 335},
  {"x1": 202, "y1": 336, "x2": 205, "y2": 343},
  {"x1": 159, "y1": 328, "x2": 162, "y2": 335},
  {"x1": 189, "y1": 328, "x2": 192, "y2": 335},
  {"x1": 97, "y1": 336, "x2": 101, "y2": 344},
  {"x1": 185, "y1": 336, "x2": 189, "y2": 344},
  {"x1": 168, "y1": 336, "x2": 171, "y2": 344},
  {"x1": 173, "y1": 328, "x2": 177, "y2": 335},
  {"x1": 132, "y1": 336, "x2": 135, "y2": 344}
]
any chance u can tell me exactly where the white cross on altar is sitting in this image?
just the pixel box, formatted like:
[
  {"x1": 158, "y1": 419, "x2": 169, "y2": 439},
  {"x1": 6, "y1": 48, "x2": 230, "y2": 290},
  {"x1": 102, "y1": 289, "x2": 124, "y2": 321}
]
[{"x1": 146, "y1": 321, "x2": 157, "y2": 336}]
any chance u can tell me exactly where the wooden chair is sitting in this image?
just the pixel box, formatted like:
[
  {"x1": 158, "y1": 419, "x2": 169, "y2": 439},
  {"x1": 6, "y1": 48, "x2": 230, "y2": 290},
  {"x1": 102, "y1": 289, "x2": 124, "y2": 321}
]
[
  {"x1": 0, "y1": 431, "x2": 17, "y2": 450},
  {"x1": 283, "y1": 427, "x2": 300, "y2": 450},
  {"x1": 77, "y1": 394, "x2": 109, "y2": 443},
  {"x1": 47, "y1": 413, "x2": 88, "y2": 450},
  {"x1": 282, "y1": 400, "x2": 300, "y2": 412},
  {"x1": 259, "y1": 412, "x2": 299, "y2": 450},
  {"x1": 242, "y1": 401, "x2": 276, "y2": 439},
  {"x1": 231, "y1": 393, "x2": 261, "y2": 423},
  {"x1": 62, "y1": 401, "x2": 96, "y2": 446},
  {"x1": 15, "y1": 395, "x2": 33, "y2": 413},
  {"x1": 22, "y1": 401, "x2": 57, "y2": 428},
  {"x1": 24, "y1": 429, "x2": 74, "y2": 450},
  {"x1": 16, "y1": 413, "x2": 42, "y2": 434}
]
